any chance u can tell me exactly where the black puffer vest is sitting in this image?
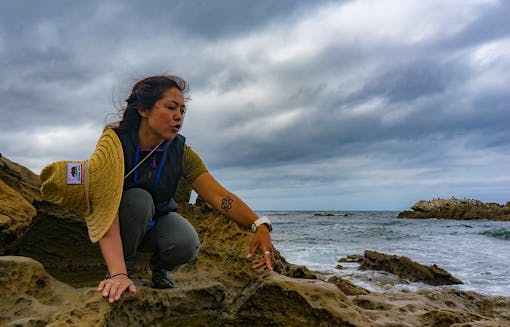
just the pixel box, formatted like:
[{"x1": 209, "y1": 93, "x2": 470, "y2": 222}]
[{"x1": 116, "y1": 130, "x2": 185, "y2": 217}]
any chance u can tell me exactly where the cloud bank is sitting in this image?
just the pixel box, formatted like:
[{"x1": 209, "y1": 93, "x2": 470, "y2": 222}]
[{"x1": 1, "y1": 0, "x2": 508, "y2": 210}]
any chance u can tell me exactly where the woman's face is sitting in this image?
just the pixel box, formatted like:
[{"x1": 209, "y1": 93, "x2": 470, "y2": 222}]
[{"x1": 140, "y1": 87, "x2": 186, "y2": 141}]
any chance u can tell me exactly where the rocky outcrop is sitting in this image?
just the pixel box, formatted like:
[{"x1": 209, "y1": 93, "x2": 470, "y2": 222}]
[
  {"x1": 0, "y1": 156, "x2": 42, "y2": 249},
  {"x1": 398, "y1": 197, "x2": 510, "y2": 221},
  {"x1": 3, "y1": 255, "x2": 510, "y2": 327},
  {"x1": 1, "y1": 155, "x2": 510, "y2": 326},
  {"x1": 1, "y1": 156, "x2": 105, "y2": 274},
  {"x1": 359, "y1": 250, "x2": 463, "y2": 286}
]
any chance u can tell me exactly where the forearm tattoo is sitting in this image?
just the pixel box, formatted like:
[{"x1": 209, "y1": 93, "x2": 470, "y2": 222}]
[{"x1": 221, "y1": 196, "x2": 234, "y2": 212}]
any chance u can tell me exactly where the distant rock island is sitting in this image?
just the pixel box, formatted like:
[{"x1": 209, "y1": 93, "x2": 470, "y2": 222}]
[{"x1": 398, "y1": 197, "x2": 510, "y2": 221}]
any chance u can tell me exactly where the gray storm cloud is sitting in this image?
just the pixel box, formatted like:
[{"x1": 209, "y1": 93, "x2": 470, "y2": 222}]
[{"x1": 1, "y1": 0, "x2": 508, "y2": 209}]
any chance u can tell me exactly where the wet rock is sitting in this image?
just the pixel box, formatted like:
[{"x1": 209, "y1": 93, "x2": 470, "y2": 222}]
[
  {"x1": 359, "y1": 250, "x2": 463, "y2": 286},
  {"x1": 338, "y1": 254, "x2": 364, "y2": 263},
  {"x1": 398, "y1": 197, "x2": 510, "y2": 221}
]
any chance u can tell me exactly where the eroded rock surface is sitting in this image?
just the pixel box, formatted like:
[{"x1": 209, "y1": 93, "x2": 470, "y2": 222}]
[
  {"x1": 2, "y1": 255, "x2": 509, "y2": 326},
  {"x1": 0, "y1": 157, "x2": 41, "y2": 249}
]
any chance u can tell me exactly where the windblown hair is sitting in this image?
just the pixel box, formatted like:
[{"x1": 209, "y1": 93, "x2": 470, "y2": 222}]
[{"x1": 109, "y1": 74, "x2": 190, "y2": 133}]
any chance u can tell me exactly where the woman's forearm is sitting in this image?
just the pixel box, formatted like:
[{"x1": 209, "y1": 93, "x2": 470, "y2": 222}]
[
  {"x1": 192, "y1": 172, "x2": 260, "y2": 228},
  {"x1": 98, "y1": 213, "x2": 128, "y2": 275},
  {"x1": 215, "y1": 192, "x2": 259, "y2": 228},
  {"x1": 192, "y1": 172, "x2": 274, "y2": 270}
]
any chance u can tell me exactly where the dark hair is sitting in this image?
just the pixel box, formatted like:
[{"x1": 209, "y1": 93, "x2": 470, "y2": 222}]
[{"x1": 110, "y1": 74, "x2": 189, "y2": 133}]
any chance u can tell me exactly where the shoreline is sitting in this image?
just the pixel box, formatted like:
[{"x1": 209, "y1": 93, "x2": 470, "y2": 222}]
[
  {"x1": 291, "y1": 259, "x2": 510, "y2": 298},
  {"x1": 268, "y1": 210, "x2": 510, "y2": 298}
]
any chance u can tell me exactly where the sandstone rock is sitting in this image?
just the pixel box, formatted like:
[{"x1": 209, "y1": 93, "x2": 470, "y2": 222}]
[
  {"x1": 356, "y1": 288, "x2": 510, "y2": 327},
  {"x1": 0, "y1": 162, "x2": 105, "y2": 272},
  {"x1": 327, "y1": 276, "x2": 370, "y2": 296},
  {"x1": 0, "y1": 156, "x2": 41, "y2": 203},
  {"x1": 174, "y1": 177, "x2": 193, "y2": 203},
  {"x1": 0, "y1": 256, "x2": 80, "y2": 326},
  {"x1": 0, "y1": 255, "x2": 228, "y2": 326},
  {"x1": 398, "y1": 197, "x2": 510, "y2": 221},
  {"x1": 0, "y1": 179, "x2": 37, "y2": 225},
  {"x1": 175, "y1": 203, "x2": 318, "y2": 284},
  {"x1": 0, "y1": 157, "x2": 41, "y2": 254},
  {"x1": 14, "y1": 201, "x2": 105, "y2": 273},
  {"x1": 234, "y1": 273, "x2": 373, "y2": 326},
  {"x1": 359, "y1": 250, "x2": 463, "y2": 286}
]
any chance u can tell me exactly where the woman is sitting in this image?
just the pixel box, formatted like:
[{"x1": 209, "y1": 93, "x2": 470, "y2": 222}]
[{"x1": 41, "y1": 74, "x2": 274, "y2": 303}]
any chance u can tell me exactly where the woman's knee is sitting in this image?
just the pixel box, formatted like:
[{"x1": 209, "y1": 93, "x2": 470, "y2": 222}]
[
  {"x1": 158, "y1": 238, "x2": 200, "y2": 269},
  {"x1": 162, "y1": 238, "x2": 199, "y2": 263},
  {"x1": 119, "y1": 188, "x2": 155, "y2": 224},
  {"x1": 155, "y1": 214, "x2": 201, "y2": 268}
]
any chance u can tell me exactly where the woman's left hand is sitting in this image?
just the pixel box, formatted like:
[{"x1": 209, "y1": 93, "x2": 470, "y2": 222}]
[{"x1": 246, "y1": 224, "x2": 274, "y2": 271}]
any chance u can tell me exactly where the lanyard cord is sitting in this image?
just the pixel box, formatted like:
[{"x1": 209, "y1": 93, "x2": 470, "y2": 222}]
[{"x1": 124, "y1": 139, "x2": 166, "y2": 180}]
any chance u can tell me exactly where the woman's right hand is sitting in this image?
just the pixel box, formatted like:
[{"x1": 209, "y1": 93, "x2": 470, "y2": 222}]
[{"x1": 98, "y1": 275, "x2": 136, "y2": 303}]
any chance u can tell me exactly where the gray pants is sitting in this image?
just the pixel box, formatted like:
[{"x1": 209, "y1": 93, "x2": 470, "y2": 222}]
[{"x1": 118, "y1": 188, "x2": 200, "y2": 271}]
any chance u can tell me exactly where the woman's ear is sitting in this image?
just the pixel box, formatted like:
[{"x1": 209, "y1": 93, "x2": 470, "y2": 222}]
[{"x1": 138, "y1": 109, "x2": 147, "y2": 118}]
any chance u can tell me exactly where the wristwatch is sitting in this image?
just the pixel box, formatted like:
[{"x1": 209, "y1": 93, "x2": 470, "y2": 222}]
[{"x1": 251, "y1": 216, "x2": 272, "y2": 233}]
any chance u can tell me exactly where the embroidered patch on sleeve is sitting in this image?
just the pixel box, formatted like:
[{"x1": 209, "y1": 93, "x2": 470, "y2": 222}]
[{"x1": 67, "y1": 162, "x2": 83, "y2": 184}]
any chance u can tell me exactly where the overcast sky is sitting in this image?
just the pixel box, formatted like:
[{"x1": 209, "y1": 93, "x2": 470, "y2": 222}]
[{"x1": 1, "y1": 0, "x2": 508, "y2": 210}]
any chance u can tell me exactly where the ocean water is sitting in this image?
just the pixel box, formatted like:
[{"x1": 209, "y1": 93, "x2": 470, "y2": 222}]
[{"x1": 258, "y1": 211, "x2": 510, "y2": 297}]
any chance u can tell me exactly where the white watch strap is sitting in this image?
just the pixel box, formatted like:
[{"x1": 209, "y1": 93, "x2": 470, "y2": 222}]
[{"x1": 251, "y1": 216, "x2": 272, "y2": 233}]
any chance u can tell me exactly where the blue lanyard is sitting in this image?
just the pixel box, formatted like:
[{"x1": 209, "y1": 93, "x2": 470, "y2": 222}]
[{"x1": 133, "y1": 143, "x2": 168, "y2": 193}]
